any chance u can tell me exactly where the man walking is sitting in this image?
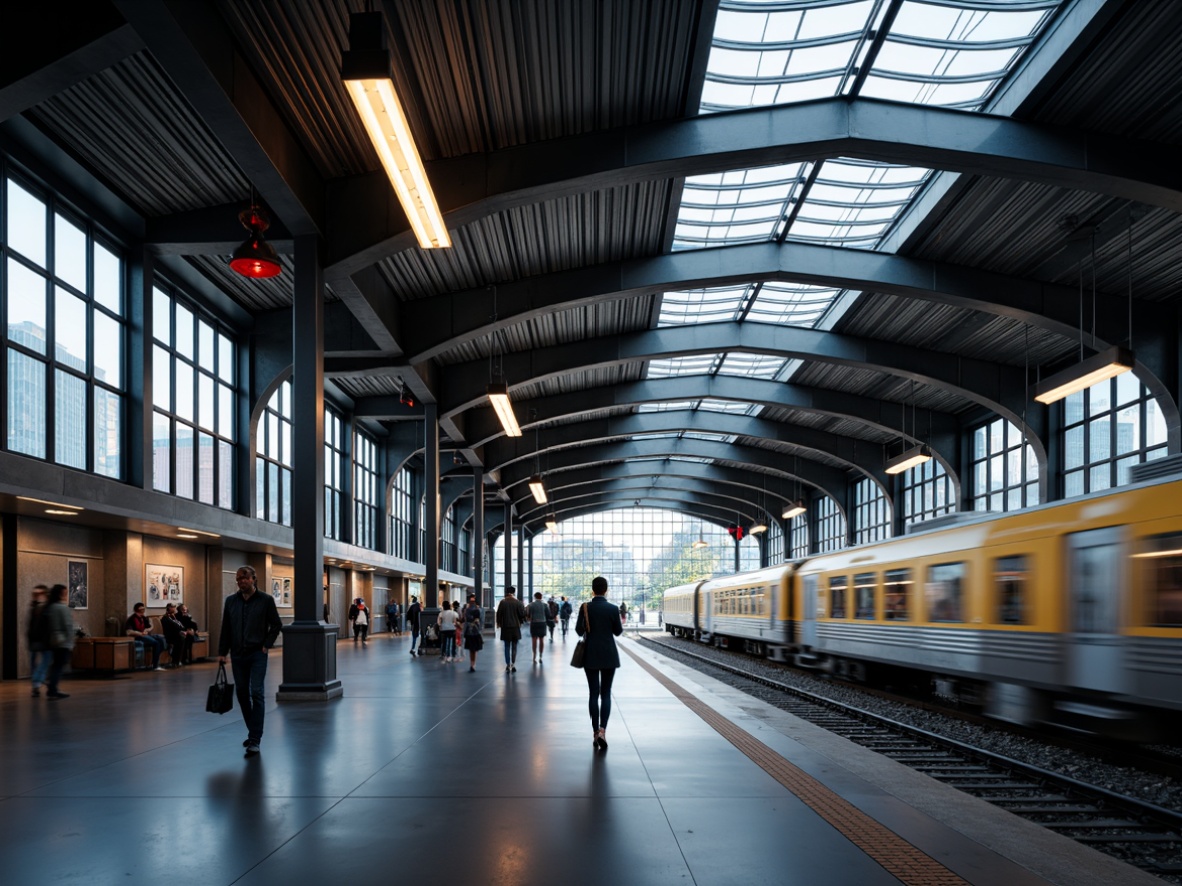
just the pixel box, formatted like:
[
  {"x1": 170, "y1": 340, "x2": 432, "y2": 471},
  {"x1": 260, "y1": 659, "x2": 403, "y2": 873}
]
[
  {"x1": 528, "y1": 592, "x2": 549, "y2": 663},
  {"x1": 218, "y1": 565, "x2": 283, "y2": 756},
  {"x1": 406, "y1": 596, "x2": 423, "y2": 655},
  {"x1": 559, "y1": 596, "x2": 573, "y2": 640},
  {"x1": 495, "y1": 587, "x2": 527, "y2": 672},
  {"x1": 26, "y1": 584, "x2": 51, "y2": 697}
]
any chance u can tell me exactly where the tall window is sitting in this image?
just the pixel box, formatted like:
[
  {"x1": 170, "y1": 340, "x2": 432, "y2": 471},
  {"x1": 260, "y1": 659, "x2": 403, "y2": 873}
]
[
  {"x1": 324, "y1": 407, "x2": 345, "y2": 540},
  {"x1": 814, "y1": 495, "x2": 846, "y2": 553},
  {"x1": 901, "y1": 458, "x2": 954, "y2": 528},
  {"x1": 442, "y1": 504, "x2": 457, "y2": 571},
  {"x1": 1063, "y1": 375, "x2": 1166, "y2": 496},
  {"x1": 256, "y1": 379, "x2": 292, "y2": 525},
  {"x1": 766, "y1": 519, "x2": 784, "y2": 564},
  {"x1": 354, "y1": 429, "x2": 379, "y2": 549},
  {"x1": 152, "y1": 284, "x2": 235, "y2": 507},
  {"x1": 390, "y1": 466, "x2": 416, "y2": 559},
  {"x1": 4, "y1": 173, "x2": 126, "y2": 477},
  {"x1": 789, "y1": 511, "x2": 809, "y2": 559},
  {"x1": 853, "y1": 478, "x2": 891, "y2": 544},
  {"x1": 970, "y1": 418, "x2": 1038, "y2": 512},
  {"x1": 459, "y1": 524, "x2": 472, "y2": 576}
]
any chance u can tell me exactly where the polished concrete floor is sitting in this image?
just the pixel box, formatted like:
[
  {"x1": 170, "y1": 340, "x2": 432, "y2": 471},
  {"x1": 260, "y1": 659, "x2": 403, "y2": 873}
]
[{"x1": 0, "y1": 630, "x2": 1159, "y2": 885}]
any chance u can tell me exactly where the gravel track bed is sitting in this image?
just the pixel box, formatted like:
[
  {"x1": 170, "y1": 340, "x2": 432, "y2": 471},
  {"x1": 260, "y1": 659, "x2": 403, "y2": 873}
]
[{"x1": 642, "y1": 634, "x2": 1182, "y2": 814}]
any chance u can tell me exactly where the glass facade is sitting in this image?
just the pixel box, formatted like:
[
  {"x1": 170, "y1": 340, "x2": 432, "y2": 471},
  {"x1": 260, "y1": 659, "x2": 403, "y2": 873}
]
[
  {"x1": 814, "y1": 495, "x2": 846, "y2": 553},
  {"x1": 390, "y1": 466, "x2": 417, "y2": 559},
  {"x1": 970, "y1": 418, "x2": 1039, "y2": 512},
  {"x1": 901, "y1": 457, "x2": 954, "y2": 528},
  {"x1": 853, "y1": 477, "x2": 891, "y2": 544},
  {"x1": 324, "y1": 407, "x2": 344, "y2": 540},
  {"x1": 151, "y1": 284, "x2": 235, "y2": 508},
  {"x1": 354, "y1": 429, "x2": 379, "y2": 549},
  {"x1": 256, "y1": 380, "x2": 293, "y2": 525},
  {"x1": 4, "y1": 174, "x2": 126, "y2": 478},
  {"x1": 1062, "y1": 376, "x2": 1166, "y2": 496}
]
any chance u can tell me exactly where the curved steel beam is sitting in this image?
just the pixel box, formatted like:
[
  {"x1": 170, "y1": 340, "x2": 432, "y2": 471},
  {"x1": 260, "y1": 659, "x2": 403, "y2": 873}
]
[
  {"x1": 325, "y1": 97, "x2": 1182, "y2": 278},
  {"x1": 400, "y1": 240, "x2": 1167, "y2": 363},
  {"x1": 455, "y1": 376, "x2": 957, "y2": 453},
  {"x1": 486, "y1": 410, "x2": 893, "y2": 489}
]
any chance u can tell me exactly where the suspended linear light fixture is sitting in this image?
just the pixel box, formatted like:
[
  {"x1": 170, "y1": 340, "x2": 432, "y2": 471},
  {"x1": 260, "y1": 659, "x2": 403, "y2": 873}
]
[
  {"x1": 782, "y1": 455, "x2": 807, "y2": 519},
  {"x1": 1032, "y1": 227, "x2": 1135, "y2": 405},
  {"x1": 487, "y1": 382, "x2": 521, "y2": 437},
  {"x1": 545, "y1": 515, "x2": 558, "y2": 533},
  {"x1": 528, "y1": 475, "x2": 547, "y2": 505},
  {"x1": 341, "y1": 12, "x2": 450, "y2": 249},
  {"x1": 885, "y1": 382, "x2": 931, "y2": 475},
  {"x1": 692, "y1": 520, "x2": 708, "y2": 549},
  {"x1": 229, "y1": 205, "x2": 281, "y2": 278}
]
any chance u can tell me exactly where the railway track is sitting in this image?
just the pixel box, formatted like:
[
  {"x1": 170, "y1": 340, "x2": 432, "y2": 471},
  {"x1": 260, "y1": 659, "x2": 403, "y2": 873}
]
[{"x1": 642, "y1": 634, "x2": 1182, "y2": 881}]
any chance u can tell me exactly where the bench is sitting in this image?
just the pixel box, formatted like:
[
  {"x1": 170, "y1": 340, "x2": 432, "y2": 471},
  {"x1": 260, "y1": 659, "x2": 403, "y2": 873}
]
[{"x1": 72, "y1": 637, "x2": 136, "y2": 672}]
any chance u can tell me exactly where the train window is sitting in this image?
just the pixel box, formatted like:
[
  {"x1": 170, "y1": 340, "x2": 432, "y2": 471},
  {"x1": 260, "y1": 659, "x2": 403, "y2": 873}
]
[
  {"x1": 994, "y1": 555, "x2": 1028, "y2": 624},
  {"x1": 884, "y1": 568, "x2": 911, "y2": 620},
  {"x1": 1139, "y1": 534, "x2": 1182, "y2": 627},
  {"x1": 829, "y1": 575, "x2": 848, "y2": 618},
  {"x1": 926, "y1": 562, "x2": 964, "y2": 622},
  {"x1": 854, "y1": 573, "x2": 876, "y2": 619}
]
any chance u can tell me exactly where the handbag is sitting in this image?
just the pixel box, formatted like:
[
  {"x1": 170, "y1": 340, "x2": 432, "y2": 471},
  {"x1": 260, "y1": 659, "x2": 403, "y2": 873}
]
[
  {"x1": 205, "y1": 662, "x2": 235, "y2": 714},
  {"x1": 570, "y1": 603, "x2": 588, "y2": 668}
]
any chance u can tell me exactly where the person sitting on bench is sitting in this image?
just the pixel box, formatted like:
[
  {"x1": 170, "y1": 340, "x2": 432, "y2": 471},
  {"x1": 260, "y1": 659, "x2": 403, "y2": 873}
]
[
  {"x1": 125, "y1": 603, "x2": 167, "y2": 670},
  {"x1": 161, "y1": 603, "x2": 194, "y2": 668}
]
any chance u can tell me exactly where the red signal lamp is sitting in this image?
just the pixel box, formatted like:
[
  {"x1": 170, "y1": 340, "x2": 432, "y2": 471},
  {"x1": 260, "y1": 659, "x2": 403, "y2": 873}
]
[
  {"x1": 727, "y1": 525, "x2": 745, "y2": 541},
  {"x1": 229, "y1": 206, "x2": 282, "y2": 279}
]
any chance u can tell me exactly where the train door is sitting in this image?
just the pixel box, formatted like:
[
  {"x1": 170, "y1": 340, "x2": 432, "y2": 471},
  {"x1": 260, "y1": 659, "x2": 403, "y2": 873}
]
[
  {"x1": 801, "y1": 574, "x2": 818, "y2": 648},
  {"x1": 1064, "y1": 526, "x2": 1127, "y2": 694}
]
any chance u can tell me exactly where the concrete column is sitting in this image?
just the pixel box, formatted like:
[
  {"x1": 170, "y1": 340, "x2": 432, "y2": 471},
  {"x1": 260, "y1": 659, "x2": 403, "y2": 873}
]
[
  {"x1": 472, "y1": 469, "x2": 486, "y2": 608},
  {"x1": 424, "y1": 403, "x2": 440, "y2": 614},
  {"x1": 277, "y1": 234, "x2": 341, "y2": 702},
  {"x1": 502, "y1": 503, "x2": 513, "y2": 597}
]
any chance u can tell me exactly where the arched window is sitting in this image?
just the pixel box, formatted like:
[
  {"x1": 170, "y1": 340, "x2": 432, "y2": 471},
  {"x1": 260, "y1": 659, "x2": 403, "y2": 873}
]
[
  {"x1": 853, "y1": 478, "x2": 891, "y2": 543},
  {"x1": 789, "y1": 512, "x2": 809, "y2": 559},
  {"x1": 814, "y1": 495, "x2": 846, "y2": 553},
  {"x1": 970, "y1": 418, "x2": 1038, "y2": 512},
  {"x1": 1062, "y1": 375, "x2": 1166, "y2": 496},
  {"x1": 901, "y1": 458, "x2": 954, "y2": 528},
  {"x1": 389, "y1": 466, "x2": 416, "y2": 558},
  {"x1": 765, "y1": 519, "x2": 784, "y2": 564},
  {"x1": 324, "y1": 406, "x2": 344, "y2": 540}
]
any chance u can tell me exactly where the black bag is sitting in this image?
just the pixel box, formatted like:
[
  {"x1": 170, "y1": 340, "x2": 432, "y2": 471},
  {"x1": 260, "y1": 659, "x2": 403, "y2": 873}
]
[
  {"x1": 205, "y1": 662, "x2": 235, "y2": 714},
  {"x1": 570, "y1": 603, "x2": 588, "y2": 668}
]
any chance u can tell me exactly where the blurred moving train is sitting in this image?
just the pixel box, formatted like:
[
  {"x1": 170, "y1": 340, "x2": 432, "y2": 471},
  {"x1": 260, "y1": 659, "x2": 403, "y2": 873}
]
[{"x1": 663, "y1": 475, "x2": 1182, "y2": 741}]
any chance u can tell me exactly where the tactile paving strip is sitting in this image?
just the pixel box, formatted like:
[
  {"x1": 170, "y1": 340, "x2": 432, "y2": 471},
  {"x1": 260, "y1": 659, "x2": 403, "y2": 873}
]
[{"x1": 624, "y1": 645, "x2": 970, "y2": 886}]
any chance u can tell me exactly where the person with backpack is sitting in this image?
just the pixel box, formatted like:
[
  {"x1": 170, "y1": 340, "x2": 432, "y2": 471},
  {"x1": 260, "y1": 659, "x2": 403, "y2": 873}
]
[
  {"x1": 26, "y1": 584, "x2": 51, "y2": 697},
  {"x1": 559, "y1": 596, "x2": 573, "y2": 639},
  {"x1": 406, "y1": 597, "x2": 423, "y2": 655},
  {"x1": 348, "y1": 597, "x2": 370, "y2": 645},
  {"x1": 546, "y1": 596, "x2": 559, "y2": 641}
]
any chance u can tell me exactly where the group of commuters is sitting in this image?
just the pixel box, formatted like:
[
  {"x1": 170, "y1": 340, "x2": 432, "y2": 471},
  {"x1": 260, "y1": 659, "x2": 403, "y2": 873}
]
[{"x1": 124, "y1": 601, "x2": 200, "y2": 669}]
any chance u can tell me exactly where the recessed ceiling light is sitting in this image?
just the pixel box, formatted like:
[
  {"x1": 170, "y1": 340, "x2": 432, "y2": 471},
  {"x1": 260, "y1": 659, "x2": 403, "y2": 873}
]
[
  {"x1": 177, "y1": 527, "x2": 220, "y2": 538},
  {"x1": 18, "y1": 496, "x2": 82, "y2": 511},
  {"x1": 45, "y1": 509, "x2": 79, "y2": 516},
  {"x1": 177, "y1": 533, "x2": 199, "y2": 539}
]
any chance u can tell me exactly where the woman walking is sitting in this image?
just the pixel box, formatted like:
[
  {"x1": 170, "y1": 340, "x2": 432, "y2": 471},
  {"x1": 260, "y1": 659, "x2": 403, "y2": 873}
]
[
  {"x1": 462, "y1": 593, "x2": 483, "y2": 672},
  {"x1": 437, "y1": 600, "x2": 458, "y2": 662},
  {"x1": 575, "y1": 576, "x2": 623, "y2": 750},
  {"x1": 44, "y1": 584, "x2": 76, "y2": 700}
]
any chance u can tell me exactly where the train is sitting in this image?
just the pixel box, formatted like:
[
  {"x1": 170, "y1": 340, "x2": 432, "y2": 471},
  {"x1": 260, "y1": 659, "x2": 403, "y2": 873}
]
[{"x1": 663, "y1": 474, "x2": 1182, "y2": 741}]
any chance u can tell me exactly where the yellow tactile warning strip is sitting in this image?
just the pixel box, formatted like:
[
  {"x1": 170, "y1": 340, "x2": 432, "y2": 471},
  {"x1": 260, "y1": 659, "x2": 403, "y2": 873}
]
[{"x1": 624, "y1": 644, "x2": 970, "y2": 886}]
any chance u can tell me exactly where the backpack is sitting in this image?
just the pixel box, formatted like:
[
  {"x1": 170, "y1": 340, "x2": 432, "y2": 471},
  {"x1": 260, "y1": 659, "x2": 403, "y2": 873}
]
[
  {"x1": 560, "y1": 601, "x2": 572, "y2": 618},
  {"x1": 27, "y1": 603, "x2": 51, "y2": 646}
]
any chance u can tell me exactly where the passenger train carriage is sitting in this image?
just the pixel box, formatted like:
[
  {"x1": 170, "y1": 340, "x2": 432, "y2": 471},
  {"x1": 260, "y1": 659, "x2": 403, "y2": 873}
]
[{"x1": 663, "y1": 476, "x2": 1182, "y2": 740}]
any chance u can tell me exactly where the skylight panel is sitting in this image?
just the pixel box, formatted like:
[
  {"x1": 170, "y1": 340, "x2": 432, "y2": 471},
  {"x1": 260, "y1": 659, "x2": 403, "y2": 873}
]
[
  {"x1": 682, "y1": 431, "x2": 736, "y2": 442},
  {"x1": 637, "y1": 401, "x2": 698, "y2": 413},
  {"x1": 659, "y1": 286, "x2": 750, "y2": 326},
  {"x1": 746, "y1": 283, "x2": 840, "y2": 327},
  {"x1": 699, "y1": 398, "x2": 756, "y2": 415},
  {"x1": 647, "y1": 355, "x2": 719, "y2": 378},
  {"x1": 674, "y1": 163, "x2": 808, "y2": 251},
  {"x1": 717, "y1": 353, "x2": 785, "y2": 379}
]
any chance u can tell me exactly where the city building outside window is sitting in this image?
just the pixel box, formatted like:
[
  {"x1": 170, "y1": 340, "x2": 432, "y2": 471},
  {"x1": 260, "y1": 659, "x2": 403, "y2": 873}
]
[
  {"x1": 901, "y1": 458, "x2": 954, "y2": 528},
  {"x1": 4, "y1": 172, "x2": 126, "y2": 479},
  {"x1": 1062, "y1": 375, "x2": 1166, "y2": 496},
  {"x1": 152, "y1": 283, "x2": 235, "y2": 508},
  {"x1": 970, "y1": 418, "x2": 1038, "y2": 512},
  {"x1": 853, "y1": 477, "x2": 891, "y2": 544}
]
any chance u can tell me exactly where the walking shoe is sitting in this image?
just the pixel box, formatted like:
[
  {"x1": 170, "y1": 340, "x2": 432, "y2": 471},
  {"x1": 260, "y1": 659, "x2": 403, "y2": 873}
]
[
  {"x1": 31, "y1": 688, "x2": 40, "y2": 697},
  {"x1": 409, "y1": 649, "x2": 415, "y2": 656},
  {"x1": 511, "y1": 665, "x2": 516, "y2": 672},
  {"x1": 245, "y1": 742, "x2": 260, "y2": 756},
  {"x1": 243, "y1": 738, "x2": 252, "y2": 747},
  {"x1": 469, "y1": 666, "x2": 475, "y2": 672},
  {"x1": 47, "y1": 692, "x2": 69, "y2": 700},
  {"x1": 154, "y1": 666, "x2": 166, "y2": 671}
]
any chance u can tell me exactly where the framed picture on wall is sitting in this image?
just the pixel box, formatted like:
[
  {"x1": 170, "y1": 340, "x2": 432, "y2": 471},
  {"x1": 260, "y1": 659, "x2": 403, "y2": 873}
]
[
  {"x1": 68, "y1": 560, "x2": 88, "y2": 610},
  {"x1": 270, "y1": 577, "x2": 282, "y2": 606},
  {"x1": 146, "y1": 564, "x2": 183, "y2": 607},
  {"x1": 282, "y1": 577, "x2": 292, "y2": 607}
]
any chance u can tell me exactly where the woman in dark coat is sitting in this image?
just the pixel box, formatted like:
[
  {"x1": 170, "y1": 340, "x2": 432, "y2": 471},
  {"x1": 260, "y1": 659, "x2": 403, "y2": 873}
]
[
  {"x1": 574, "y1": 576, "x2": 623, "y2": 750},
  {"x1": 462, "y1": 593, "x2": 484, "y2": 672}
]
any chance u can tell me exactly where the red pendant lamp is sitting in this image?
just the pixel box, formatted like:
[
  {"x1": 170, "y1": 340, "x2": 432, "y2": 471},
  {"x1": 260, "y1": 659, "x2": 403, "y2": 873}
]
[{"x1": 229, "y1": 206, "x2": 282, "y2": 279}]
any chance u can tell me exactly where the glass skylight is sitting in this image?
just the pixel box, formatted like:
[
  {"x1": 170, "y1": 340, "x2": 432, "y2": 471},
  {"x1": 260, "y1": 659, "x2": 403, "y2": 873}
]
[
  {"x1": 673, "y1": 162, "x2": 810, "y2": 250},
  {"x1": 717, "y1": 353, "x2": 785, "y2": 379},
  {"x1": 699, "y1": 398, "x2": 757, "y2": 415},
  {"x1": 659, "y1": 285, "x2": 751, "y2": 326},
  {"x1": 647, "y1": 355, "x2": 721, "y2": 378},
  {"x1": 746, "y1": 282, "x2": 842, "y2": 325}
]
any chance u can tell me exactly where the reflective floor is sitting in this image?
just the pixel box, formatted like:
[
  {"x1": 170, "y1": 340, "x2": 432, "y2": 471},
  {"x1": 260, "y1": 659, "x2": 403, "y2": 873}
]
[{"x1": 0, "y1": 631, "x2": 1148, "y2": 885}]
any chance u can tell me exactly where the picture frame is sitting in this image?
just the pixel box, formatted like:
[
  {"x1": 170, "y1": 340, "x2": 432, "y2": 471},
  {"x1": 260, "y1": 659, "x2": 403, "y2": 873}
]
[
  {"x1": 282, "y1": 577, "x2": 292, "y2": 607},
  {"x1": 68, "y1": 560, "x2": 88, "y2": 610},
  {"x1": 146, "y1": 564, "x2": 184, "y2": 607}
]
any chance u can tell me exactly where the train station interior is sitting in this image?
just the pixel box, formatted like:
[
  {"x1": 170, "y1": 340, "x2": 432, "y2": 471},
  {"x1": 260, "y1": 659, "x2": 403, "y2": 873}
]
[{"x1": 2, "y1": 1, "x2": 1182, "y2": 883}]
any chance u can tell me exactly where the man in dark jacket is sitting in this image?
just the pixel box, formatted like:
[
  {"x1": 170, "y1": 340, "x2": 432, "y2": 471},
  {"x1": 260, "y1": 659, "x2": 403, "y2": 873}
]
[
  {"x1": 218, "y1": 565, "x2": 283, "y2": 756},
  {"x1": 406, "y1": 597, "x2": 423, "y2": 655}
]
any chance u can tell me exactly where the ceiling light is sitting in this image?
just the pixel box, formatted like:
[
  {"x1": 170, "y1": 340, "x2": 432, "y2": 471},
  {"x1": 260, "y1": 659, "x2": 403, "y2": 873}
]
[
  {"x1": 487, "y1": 383, "x2": 521, "y2": 437},
  {"x1": 45, "y1": 509, "x2": 79, "y2": 516},
  {"x1": 399, "y1": 379, "x2": 415, "y2": 407},
  {"x1": 749, "y1": 522, "x2": 767, "y2": 535},
  {"x1": 885, "y1": 443, "x2": 933, "y2": 476},
  {"x1": 177, "y1": 527, "x2": 221, "y2": 538},
  {"x1": 229, "y1": 206, "x2": 282, "y2": 278},
  {"x1": 529, "y1": 475, "x2": 547, "y2": 504},
  {"x1": 782, "y1": 501, "x2": 806, "y2": 520},
  {"x1": 177, "y1": 533, "x2": 199, "y2": 539},
  {"x1": 342, "y1": 12, "x2": 450, "y2": 249},
  {"x1": 545, "y1": 517, "x2": 558, "y2": 533},
  {"x1": 18, "y1": 496, "x2": 82, "y2": 511},
  {"x1": 1031, "y1": 345, "x2": 1135, "y2": 405},
  {"x1": 692, "y1": 522, "x2": 708, "y2": 549}
]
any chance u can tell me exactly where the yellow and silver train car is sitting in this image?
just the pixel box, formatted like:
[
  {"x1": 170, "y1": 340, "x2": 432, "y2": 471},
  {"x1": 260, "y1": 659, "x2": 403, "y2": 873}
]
[{"x1": 664, "y1": 475, "x2": 1182, "y2": 740}]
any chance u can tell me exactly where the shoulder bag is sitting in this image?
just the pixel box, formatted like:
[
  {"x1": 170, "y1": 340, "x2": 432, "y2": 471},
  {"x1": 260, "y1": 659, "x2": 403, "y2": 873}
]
[
  {"x1": 206, "y1": 662, "x2": 235, "y2": 714},
  {"x1": 570, "y1": 603, "x2": 588, "y2": 668}
]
